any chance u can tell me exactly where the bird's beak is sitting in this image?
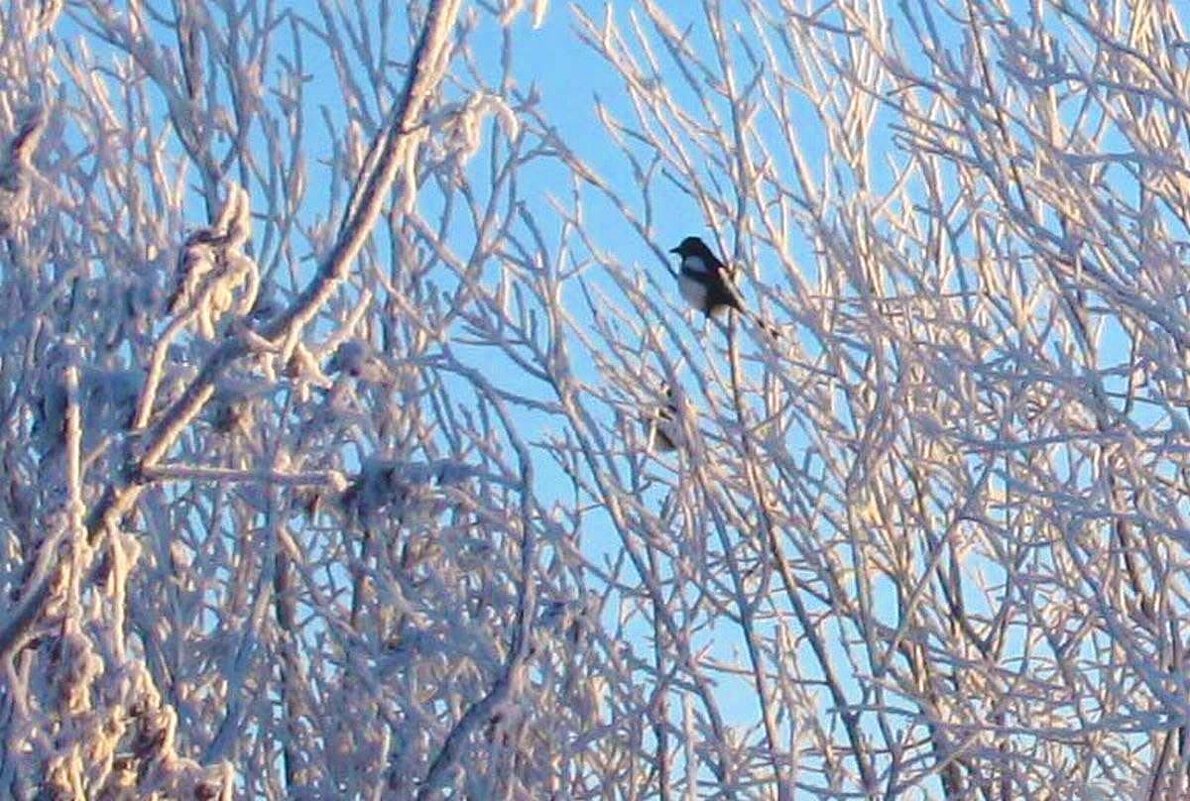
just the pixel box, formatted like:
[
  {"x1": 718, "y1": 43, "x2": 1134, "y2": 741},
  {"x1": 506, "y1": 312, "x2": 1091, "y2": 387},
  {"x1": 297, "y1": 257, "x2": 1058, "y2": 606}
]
[{"x1": 668, "y1": 246, "x2": 681, "y2": 254}]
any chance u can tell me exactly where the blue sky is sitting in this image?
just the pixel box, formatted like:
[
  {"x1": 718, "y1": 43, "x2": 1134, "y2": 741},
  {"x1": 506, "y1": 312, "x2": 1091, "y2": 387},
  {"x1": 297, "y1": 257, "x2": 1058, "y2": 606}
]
[{"x1": 36, "y1": 1, "x2": 1185, "y2": 795}]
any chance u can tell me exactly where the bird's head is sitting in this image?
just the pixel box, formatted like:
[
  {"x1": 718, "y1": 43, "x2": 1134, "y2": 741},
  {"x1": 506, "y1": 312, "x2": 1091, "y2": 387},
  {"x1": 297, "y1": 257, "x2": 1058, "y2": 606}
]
[{"x1": 669, "y1": 236, "x2": 709, "y2": 258}]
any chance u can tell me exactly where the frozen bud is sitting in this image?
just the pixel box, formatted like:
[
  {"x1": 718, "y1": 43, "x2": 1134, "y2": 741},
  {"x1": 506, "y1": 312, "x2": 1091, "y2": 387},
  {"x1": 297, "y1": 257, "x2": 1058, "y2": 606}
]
[
  {"x1": 33, "y1": 0, "x2": 64, "y2": 34},
  {"x1": 167, "y1": 183, "x2": 258, "y2": 335},
  {"x1": 327, "y1": 340, "x2": 390, "y2": 383},
  {"x1": 168, "y1": 228, "x2": 223, "y2": 314},
  {"x1": 223, "y1": 183, "x2": 252, "y2": 249},
  {"x1": 0, "y1": 102, "x2": 46, "y2": 235},
  {"x1": 169, "y1": 540, "x2": 193, "y2": 573},
  {"x1": 209, "y1": 388, "x2": 253, "y2": 435},
  {"x1": 296, "y1": 486, "x2": 327, "y2": 518},
  {"x1": 249, "y1": 286, "x2": 283, "y2": 323},
  {"x1": 285, "y1": 342, "x2": 322, "y2": 380},
  {"x1": 327, "y1": 340, "x2": 368, "y2": 377}
]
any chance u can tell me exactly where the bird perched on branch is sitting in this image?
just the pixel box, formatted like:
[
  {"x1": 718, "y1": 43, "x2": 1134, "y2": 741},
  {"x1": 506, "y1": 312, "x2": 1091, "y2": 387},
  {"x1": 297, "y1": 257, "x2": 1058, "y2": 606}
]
[
  {"x1": 669, "y1": 236, "x2": 781, "y2": 338},
  {"x1": 669, "y1": 236, "x2": 742, "y2": 318},
  {"x1": 641, "y1": 385, "x2": 680, "y2": 452}
]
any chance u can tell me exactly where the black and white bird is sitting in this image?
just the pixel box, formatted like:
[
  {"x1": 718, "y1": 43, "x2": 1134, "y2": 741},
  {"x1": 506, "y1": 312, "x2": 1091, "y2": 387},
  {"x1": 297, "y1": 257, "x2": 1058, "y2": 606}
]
[
  {"x1": 669, "y1": 235, "x2": 783, "y2": 339},
  {"x1": 641, "y1": 385, "x2": 680, "y2": 452},
  {"x1": 669, "y1": 236, "x2": 742, "y2": 318}
]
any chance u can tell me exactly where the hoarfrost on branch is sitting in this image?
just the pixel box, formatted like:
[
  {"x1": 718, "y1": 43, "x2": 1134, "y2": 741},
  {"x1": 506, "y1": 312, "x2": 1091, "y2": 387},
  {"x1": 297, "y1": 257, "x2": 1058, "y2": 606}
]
[{"x1": 0, "y1": 0, "x2": 1186, "y2": 798}]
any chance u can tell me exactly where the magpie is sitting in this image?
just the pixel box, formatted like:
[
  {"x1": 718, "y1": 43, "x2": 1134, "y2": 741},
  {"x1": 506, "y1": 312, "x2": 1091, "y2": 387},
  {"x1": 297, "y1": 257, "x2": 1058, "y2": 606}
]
[
  {"x1": 669, "y1": 236, "x2": 784, "y2": 340},
  {"x1": 642, "y1": 385, "x2": 680, "y2": 452},
  {"x1": 669, "y1": 236, "x2": 741, "y2": 318}
]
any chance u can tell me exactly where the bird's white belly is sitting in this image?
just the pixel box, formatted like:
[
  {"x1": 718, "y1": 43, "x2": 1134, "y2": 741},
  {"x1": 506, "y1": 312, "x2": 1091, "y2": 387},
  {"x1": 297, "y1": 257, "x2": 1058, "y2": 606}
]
[{"x1": 678, "y1": 274, "x2": 707, "y2": 311}]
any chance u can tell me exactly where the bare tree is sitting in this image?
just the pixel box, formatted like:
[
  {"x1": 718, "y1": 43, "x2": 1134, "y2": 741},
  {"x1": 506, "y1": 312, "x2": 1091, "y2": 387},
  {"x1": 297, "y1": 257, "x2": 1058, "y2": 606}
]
[
  {"x1": 563, "y1": 1, "x2": 1190, "y2": 798},
  {"x1": 0, "y1": 0, "x2": 1185, "y2": 799}
]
